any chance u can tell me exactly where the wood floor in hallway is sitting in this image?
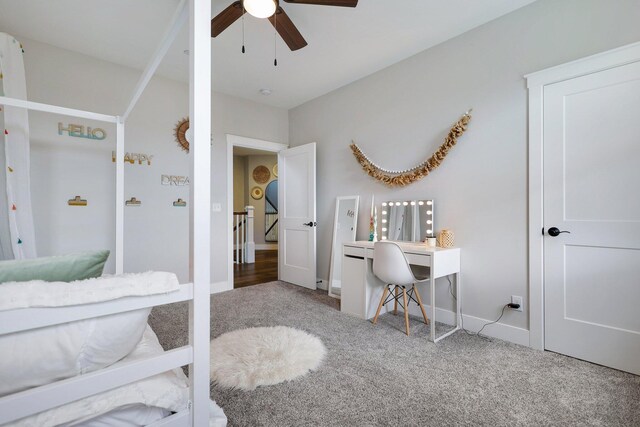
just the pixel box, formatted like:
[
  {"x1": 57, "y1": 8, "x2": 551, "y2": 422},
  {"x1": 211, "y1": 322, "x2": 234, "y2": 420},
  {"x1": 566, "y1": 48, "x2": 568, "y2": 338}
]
[{"x1": 233, "y1": 249, "x2": 278, "y2": 288}]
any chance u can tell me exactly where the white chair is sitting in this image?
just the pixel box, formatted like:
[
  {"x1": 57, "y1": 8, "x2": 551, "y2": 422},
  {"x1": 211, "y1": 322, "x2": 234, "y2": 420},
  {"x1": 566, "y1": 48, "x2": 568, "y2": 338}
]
[{"x1": 372, "y1": 241, "x2": 430, "y2": 336}]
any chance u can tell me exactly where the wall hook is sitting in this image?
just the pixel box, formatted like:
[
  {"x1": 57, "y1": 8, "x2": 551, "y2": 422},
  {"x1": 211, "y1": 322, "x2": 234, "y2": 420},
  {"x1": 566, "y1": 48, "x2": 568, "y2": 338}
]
[
  {"x1": 126, "y1": 197, "x2": 142, "y2": 206},
  {"x1": 68, "y1": 196, "x2": 87, "y2": 206}
]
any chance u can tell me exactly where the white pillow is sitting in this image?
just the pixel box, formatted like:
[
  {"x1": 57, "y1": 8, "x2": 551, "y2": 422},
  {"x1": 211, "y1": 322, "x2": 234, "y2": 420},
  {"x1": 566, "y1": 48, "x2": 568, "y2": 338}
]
[
  {"x1": 8, "y1": 326, "x2": 192, "y2": 427},
  {"x1": 0, "y1": 308, "x2": 150, "y2": 396}
]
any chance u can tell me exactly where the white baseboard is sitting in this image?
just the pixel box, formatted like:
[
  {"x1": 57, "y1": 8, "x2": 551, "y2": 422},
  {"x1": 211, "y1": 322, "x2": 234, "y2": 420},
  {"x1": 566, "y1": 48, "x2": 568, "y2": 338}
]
[
  {"x1": 316, "y1": 278, "x2": 328, "y2": 291},
  {"x1": 210, "y1": 281, "x2": 231, "y2": 294},
  {"x1": 404, "y1": 303, "x2": 530, "y2": 346},
  {"x1": 255, "y1": 243, "x2": 277, "y2": 250}
]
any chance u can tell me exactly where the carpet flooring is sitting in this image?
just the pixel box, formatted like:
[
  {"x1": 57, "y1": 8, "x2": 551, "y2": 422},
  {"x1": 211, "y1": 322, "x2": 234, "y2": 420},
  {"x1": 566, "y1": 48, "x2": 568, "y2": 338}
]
[{"x1": 149, "y1": 281, "x2": 640, "y2": 427}]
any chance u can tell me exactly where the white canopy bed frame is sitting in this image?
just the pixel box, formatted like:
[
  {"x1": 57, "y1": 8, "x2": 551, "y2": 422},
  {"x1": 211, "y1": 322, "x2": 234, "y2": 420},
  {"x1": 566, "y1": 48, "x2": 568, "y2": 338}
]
[{"x1": 0, "y1": 0, "x2": 213, "y2": 425}]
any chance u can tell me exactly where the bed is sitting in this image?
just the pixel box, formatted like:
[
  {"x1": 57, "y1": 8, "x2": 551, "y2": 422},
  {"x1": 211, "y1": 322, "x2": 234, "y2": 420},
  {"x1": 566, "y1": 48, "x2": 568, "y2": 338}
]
[
  {"x1": 0, "y1": 0, "x2": 216, "y2": 424},
  {"x1": 0, "y1": 272, "x2": 226, "y2": 427}
]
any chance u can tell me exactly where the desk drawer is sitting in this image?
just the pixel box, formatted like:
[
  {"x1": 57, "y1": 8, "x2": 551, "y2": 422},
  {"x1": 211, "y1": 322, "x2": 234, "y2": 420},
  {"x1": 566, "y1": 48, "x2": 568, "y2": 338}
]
[
  {"x1": 343, "y1": 245, "x2": 365, "y2": 258},
  {"x1": 405, "y1": 252, "x2": 431, "y2": 267}
]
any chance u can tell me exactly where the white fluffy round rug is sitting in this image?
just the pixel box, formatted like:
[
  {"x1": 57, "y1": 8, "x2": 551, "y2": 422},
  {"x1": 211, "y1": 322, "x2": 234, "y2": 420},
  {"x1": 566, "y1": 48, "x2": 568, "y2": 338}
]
[{"x1": 210, "y1": 326, "x2": 327, "y2": 391}]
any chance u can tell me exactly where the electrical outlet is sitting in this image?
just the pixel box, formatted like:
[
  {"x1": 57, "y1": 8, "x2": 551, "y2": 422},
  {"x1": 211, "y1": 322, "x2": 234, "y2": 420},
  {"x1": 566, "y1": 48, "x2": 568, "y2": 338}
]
[{"x1": 511, "y1": 295, "x2": 523, "y2": 312}]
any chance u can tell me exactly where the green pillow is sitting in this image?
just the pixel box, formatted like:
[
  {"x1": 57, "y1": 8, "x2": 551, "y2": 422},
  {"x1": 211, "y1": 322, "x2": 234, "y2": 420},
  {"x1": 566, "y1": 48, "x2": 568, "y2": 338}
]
[{"x1": 0, "y1": 250, "x2": 110, "y2": 283}]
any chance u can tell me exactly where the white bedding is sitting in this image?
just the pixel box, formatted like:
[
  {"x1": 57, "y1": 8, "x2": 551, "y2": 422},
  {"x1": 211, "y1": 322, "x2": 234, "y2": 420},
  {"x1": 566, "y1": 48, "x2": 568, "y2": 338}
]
[
  {"x1": 0, "y1": 271, "x2": 180, "y2": 311},
  {"x1": 8, "y1": 325, "x2": 227, "y2": 427},
  {"x1": 0, "y1": 308, "x2": 150, "y2": 396}
]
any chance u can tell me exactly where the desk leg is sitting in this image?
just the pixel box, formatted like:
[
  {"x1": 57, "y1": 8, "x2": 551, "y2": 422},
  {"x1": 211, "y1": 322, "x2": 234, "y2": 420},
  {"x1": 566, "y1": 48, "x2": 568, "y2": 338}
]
[
  {"x1": 456, "y1": 272, "x2": 461, "y2": 327},
  {"x1": 430, "y1": 274, "x2": 436, "y2": 343},
  {"x1": 432, "y1": 273, "x2": 462, "y2": 343}
]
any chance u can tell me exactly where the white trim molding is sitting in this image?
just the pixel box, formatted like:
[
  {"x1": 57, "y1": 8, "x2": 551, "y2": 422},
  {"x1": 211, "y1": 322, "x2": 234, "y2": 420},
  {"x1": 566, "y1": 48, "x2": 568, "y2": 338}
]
[
  {"x1": 404, "y1": 304, "x2": 530, "y2": 347},
  {"x1": 210, "y1": 281, "x2": 230, "y2": 294},
  {"x1": 525, "y1": 41, "x2": 640, "y2": 351},
  {"x1": 255, "y1": 243, "x2": 277, "y2": 250},
  {"x1": 226, "y1": 134, "x2": 289, "y2": 289}
]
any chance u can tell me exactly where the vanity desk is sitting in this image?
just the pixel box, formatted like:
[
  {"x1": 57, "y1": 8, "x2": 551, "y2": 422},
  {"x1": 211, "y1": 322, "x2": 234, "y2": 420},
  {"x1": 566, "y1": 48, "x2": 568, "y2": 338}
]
[{"x1": 341, "y1": 240, "x2": 461, "y2": 343}]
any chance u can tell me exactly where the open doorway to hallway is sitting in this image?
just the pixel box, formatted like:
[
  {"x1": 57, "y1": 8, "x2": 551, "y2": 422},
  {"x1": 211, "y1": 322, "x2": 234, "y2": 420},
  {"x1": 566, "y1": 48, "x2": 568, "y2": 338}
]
[{"x1": 232, "y1": 146, "x2": 279, "y2": 288}]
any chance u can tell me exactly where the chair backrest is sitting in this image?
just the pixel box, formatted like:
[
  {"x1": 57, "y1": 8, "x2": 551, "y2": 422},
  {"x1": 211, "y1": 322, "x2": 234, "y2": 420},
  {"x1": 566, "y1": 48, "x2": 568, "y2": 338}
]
[{"x1": 372, "y1": 241, "x2": 415, "y2": 286}]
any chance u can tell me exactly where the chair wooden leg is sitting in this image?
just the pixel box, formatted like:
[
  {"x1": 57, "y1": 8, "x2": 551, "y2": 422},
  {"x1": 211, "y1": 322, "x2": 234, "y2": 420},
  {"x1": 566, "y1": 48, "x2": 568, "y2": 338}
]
[
  {"x1": 393, "y1": 286, "x2": 399, "y2": 315},
  {"x1": 372, "y1": 286, "x2": 389, "y2": 325},
  {"x1": 413, "y1": 285, "x2": 430, "y2": 325},
  {"x1": 402, "y1": 287, "x2": 410, "y2": 336}
]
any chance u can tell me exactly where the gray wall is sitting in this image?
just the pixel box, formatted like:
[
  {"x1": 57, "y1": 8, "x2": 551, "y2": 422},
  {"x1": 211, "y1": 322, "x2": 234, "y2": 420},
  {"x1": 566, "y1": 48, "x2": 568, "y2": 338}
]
[
  {"x1": 289, "y1": 0, "x2": 640, "y2": 328},
  {"x1": 19, "y1": 37, "x2": 288, "y2": 284},
  {"x1": 233, "y1": 156, "x2": 247, "y2": 212}
]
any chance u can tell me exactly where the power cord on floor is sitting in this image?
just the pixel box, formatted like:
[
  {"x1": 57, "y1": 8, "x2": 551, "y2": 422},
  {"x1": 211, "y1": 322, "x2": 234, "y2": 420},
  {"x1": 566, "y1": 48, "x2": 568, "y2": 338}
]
[{"x1": 446, "y1": 276, "x2": 507, "y2": 341}]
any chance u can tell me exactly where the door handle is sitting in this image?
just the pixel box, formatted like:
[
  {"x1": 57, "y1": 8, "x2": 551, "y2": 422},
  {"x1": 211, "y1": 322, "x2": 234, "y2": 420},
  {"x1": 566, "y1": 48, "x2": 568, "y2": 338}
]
[
  {"x1": 303, "y1": 221, "x2": 317, "y2": 227},
  {"x1": 547, "y1": 227, "x2": 570, "y2": 237}
]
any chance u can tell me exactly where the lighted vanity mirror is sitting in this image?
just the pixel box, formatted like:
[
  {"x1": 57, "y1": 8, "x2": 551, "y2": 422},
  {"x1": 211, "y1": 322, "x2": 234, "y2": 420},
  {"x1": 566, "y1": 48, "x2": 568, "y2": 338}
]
[
  {"x1": 380, "y1": 200, "x2": 434, "y2": 242},
  {"x1": 328, "y1": 196, "x2": 359, "y2": 298}
]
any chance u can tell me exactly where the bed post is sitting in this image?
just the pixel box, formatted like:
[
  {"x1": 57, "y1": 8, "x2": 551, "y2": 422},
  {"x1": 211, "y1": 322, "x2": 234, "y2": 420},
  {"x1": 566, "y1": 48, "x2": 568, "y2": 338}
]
[
  {"x1": 115, "y1": 118, "x2": 124, "y2": 275},
  {"x1": 188, "y1": 0, "x2": 212, "y2": 425}
]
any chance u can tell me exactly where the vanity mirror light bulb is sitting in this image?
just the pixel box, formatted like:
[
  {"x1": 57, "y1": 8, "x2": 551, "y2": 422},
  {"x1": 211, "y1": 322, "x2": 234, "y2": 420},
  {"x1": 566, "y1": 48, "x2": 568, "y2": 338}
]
[
  {"x1": 410, "y1": 201, "x2": 416, "y2": 205},
  {"x1": 382, "y1": 210, "x2": 387, "y2": 215},
  {"x1": 403, "y1": 202, "x2": 409, "y2": 206},
  {"x1": 381, "y1": 236, "x2": 387, "y2": 240},
  {"x1": 382, "y1": 202, "x2": 387, "y2": 207},
  {"x1": 427, "y1": 210, "x2": 432, "y2": 215},
  {"x1": 382, "y1": 227, "x2": 387, "y2": 232},
  {"x1": 427, "y1": 201, "x2": 433, "y2": 205},
  {"x1": 382, "y1": 219, "x2": 387, "y2": 223},
  {"x1": 427, "y1": 229, "x2": 433, "y2": 234},
  {"x1": 427, "y1": 220, "x2": 432, "y2": 224},
  {"x1": 395, "y1": 202, "x2": 401, "y2": 206},
  {"x1": 418, "y1": 201, "x2": 424, "y2": 205}
]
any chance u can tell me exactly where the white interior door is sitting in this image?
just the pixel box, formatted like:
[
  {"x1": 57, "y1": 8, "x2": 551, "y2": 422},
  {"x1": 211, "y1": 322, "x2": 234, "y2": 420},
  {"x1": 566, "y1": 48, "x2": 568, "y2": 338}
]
[
  {"x1": 278, "y1": 143, "x2": 316, "y2": 289},
  {"x1": 543, "y1": 61, "x2": 640, "y2": 374}
]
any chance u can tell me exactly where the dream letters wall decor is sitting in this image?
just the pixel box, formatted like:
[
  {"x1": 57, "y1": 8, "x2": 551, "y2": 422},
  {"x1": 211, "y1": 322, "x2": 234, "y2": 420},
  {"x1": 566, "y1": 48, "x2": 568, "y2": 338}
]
[
  {"x1": 161, "y1": 175, "x2": 190, "y2": 186},
  {"x1": 58, "y1": 123, "x2": 106, "y2": 140}
]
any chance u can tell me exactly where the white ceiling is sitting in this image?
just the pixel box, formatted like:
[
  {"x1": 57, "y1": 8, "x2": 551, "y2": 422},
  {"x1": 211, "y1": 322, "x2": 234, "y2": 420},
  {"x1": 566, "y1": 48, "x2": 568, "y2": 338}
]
[{"x1": 0, "y1": 0, "x2": 537, "y2": 109}]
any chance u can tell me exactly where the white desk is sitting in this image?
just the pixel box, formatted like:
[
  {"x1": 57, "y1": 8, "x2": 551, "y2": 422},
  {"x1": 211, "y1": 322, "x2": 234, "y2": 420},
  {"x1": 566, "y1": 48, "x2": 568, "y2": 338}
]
[{"x1": 340, "y1": 241, "x2": 461, "y2": 343}]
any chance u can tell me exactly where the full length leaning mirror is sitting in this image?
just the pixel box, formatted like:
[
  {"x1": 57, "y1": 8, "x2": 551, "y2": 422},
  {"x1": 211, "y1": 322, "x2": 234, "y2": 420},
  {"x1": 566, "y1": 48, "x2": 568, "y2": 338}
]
[
  {"x1": 328, "y1": 196, "x2": 359, "y2": 298},
  {"x1": 380, "y1": 200, "x2": 434, "y2": 242}
]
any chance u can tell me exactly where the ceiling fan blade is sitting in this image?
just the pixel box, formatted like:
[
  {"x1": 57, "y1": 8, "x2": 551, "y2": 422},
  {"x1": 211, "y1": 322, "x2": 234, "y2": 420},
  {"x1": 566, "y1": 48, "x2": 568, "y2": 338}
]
[
  {"x1": 268, "y1": 7, "x2": 308, "y2": 51},
  {"x1": 211, "y1": 1, "x2": 243, "y2": 38},
  {"x1": 282, "y1": 0, "x2": 358, "y2": 7}
]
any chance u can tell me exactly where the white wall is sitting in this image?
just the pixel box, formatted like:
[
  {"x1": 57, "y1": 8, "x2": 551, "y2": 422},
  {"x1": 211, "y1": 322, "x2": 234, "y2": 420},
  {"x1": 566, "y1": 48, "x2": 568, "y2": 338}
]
[
  {"x1": 20, "y1": 37, "x2": 288, "y2": 284},
  {"x1": 289, "y1": 0, "x2": 640, "y2": 331}
]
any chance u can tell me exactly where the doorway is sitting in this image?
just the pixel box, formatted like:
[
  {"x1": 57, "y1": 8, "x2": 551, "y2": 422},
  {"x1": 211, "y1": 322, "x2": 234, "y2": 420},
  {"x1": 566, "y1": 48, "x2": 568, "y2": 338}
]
[
  {"x1": 527, "y1": 42, "x2": 640, "y2": 374},
  {"x1": 226, "y1": 135, "x2": 288, "y2": 289}
]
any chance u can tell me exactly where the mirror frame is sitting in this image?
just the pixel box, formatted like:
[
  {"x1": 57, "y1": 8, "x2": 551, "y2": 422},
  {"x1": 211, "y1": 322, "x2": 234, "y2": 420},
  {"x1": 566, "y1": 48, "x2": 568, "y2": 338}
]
[
  {"x1": 328, "y1": 196, "x2": 359, "y2": 299},
  {"x1": 380, "y1": 199, "x2": 434, "y2": 242}
]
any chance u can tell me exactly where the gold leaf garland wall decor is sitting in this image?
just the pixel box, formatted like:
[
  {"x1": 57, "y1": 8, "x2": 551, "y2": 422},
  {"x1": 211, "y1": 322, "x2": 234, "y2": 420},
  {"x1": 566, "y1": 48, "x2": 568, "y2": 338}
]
[{"x1": 350, "y1": 110, "x2": 472, "y2": 187}]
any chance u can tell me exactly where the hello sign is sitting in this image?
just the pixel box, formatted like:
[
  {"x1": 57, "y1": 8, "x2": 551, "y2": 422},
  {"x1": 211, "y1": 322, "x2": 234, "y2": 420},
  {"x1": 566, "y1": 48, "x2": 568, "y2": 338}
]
[{"x1": 58, "y1": 123, "x2": 106, "y2": 140}]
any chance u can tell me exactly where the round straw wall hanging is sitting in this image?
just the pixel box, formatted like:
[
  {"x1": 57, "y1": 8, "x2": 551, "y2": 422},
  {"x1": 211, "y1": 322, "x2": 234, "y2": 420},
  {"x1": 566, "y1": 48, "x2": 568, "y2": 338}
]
[
  {"x1": 251, "y1": 186, "x2": 264, "y2": 200},
  {"x1": 252, "y1": 165, "x2": 271, "y2": 184},
  {"x1": 174, "y1": 118, "x2": 190, "y2": 153},
  {"x1": 272, "y1": 164, "x2": 278, "y2": 178}
]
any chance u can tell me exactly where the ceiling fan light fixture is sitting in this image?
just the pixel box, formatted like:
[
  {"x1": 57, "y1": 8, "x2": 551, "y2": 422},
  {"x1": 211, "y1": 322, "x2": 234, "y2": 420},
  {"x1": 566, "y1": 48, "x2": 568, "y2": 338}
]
[{"x1": 243, "y1": 0, "x2": 277, "y2": 19}]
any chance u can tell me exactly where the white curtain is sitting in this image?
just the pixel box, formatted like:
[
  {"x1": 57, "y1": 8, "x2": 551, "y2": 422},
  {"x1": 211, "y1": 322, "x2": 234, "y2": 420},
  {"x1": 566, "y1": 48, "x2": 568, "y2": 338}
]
[{"x1": 0, "y1": 33, "x2": 37, "y2": 260}]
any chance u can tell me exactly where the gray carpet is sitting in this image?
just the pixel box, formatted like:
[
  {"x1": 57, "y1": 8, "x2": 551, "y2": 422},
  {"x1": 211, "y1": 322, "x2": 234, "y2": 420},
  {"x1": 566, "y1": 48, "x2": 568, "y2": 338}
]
[{"x1": 149, "y1": 281, "x2": 640, "y2": 426}]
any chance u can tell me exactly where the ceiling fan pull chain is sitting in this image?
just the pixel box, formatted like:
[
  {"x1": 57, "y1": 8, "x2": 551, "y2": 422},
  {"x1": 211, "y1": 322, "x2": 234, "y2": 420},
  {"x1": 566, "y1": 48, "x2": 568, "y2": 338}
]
[
  {"x1": 273, "y1": 10, "x2": 278, "y2": 66},
  {"x1": 241, "y1": 4, "x2": 246, "y2": 53}
]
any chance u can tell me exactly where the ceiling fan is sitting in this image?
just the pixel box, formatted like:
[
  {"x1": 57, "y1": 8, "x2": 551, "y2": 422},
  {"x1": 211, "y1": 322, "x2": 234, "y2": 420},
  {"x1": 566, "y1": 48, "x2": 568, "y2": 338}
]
[{"x1": 211, "y1": 0, "x2": 359, "y2": 52}]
